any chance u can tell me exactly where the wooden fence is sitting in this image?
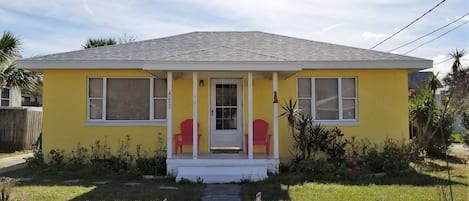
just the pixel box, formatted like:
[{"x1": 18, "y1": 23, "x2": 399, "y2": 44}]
[{"x1": 0, "y1": 107, "x2": 42, "y2": 151}]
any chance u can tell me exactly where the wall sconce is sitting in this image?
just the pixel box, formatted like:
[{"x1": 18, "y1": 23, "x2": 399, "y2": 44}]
[{"x1": 199, "y1": 80, "x2": 204, "y2": 87}]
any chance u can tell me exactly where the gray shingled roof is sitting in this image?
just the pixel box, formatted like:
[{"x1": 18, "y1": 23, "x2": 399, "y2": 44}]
[{"x1": 23, "y1": 31, "x2": 425, "y2": 62}]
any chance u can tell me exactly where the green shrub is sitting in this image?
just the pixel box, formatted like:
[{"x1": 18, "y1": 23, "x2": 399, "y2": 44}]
[
  {"x1": 462, "y1": 131, "x2": 469, "y2": 147},
  {"x1": 49, "y1": 149, "x2": 65, "y2": 168},
  {"x1": 346, "y1": 136, "x2": 371, "y2": 170},
  {"x1": 426, "y1": 111, "x2": 454, "y2": 157},
  {"x1": 382, "y1": 139, "x2": 411, "y2": 174},
  {"x1": 409, "y1": 86, "x2": 454, "y2": 157},
  {"x1": 363, "y1": 139, "x2": 411, "y2": 175},
  {"x1": 325, "y1": 127, "x2": 348, "y2": 165},
  {"x1": 461, "y1": 112, "x2": 469, "y2": 147},
  {"x1": 38, "y1": 135, "x2": 169, "y2": 177},
  {"x1": 462, "y1": 111, "x2": 469, "y2": 130},
  {"x1": 66, "y1": 143, "x2": 90, "y2": 170},
  {"x1": 363, "y1": 145, "x2": 383, "y2": 173},
  {"x1": 26, "y1": 149, "x2": 45, "y2": 168},
  {"x1": 90, "y1": 137, "x2": 111, "y2": 160}
]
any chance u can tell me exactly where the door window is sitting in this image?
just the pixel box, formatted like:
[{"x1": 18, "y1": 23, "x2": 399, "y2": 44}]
[{"x1": 215, "y1": 84, "x2": 237, "y2": 129}]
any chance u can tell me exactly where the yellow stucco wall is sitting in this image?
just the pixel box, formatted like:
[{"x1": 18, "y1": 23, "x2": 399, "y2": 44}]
[
  {"x1": 277, "y1": 69, "x2": 409, "y2": 161},
  {"x1": 42, "y1": 69, "x2": 409, "y2": 162},
  {"x1": 41, "y1": 70, "x2": 167, "y2": 160}
]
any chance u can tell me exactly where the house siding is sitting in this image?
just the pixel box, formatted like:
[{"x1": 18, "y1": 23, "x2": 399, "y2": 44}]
[
  {"x1": 277, "y1": 69, "x2": 409, "y2": 161},
  {"x1": 41, "y1": 70, "x2": 166, "y2": 161},
  {"x1": 41, "y1": 69, "x2": 409, "y2": 163}
]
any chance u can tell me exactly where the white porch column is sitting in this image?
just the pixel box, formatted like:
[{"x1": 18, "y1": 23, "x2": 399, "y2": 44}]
[
  {"x1": 248, "y1": 72, "x2": 253, "y2": 160},
  {"x1": 166, "y1": 72, "x2": 173, "y2": 159},
  {"x1": 192, "y1": 72, "x2": 198, "y2": 159},
  {"x1": 272, "y1": 72, "x2": 279, "y2": 160}
]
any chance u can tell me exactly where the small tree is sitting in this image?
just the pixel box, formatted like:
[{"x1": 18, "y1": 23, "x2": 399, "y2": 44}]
[
  {"x1": 409, "y1": 73, "x2": 452, "y2": 156},
  {"x1": 82, "y1": 34, "x2": 136, "y2": 49},
  {"x1": 82, "y1": 38, "x2": 117, "y2": 49}
]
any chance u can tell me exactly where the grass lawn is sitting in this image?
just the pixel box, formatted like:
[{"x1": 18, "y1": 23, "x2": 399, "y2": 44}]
[
  {"x1": 0, "y1": 150, "x2": 32, "y2": 159},
  {"x1": 1, "y1": 168, "x2": 202, "y2": 201},
  {"x1": 1, "y1": 151, "x2": 468, "y2": 201},
  {"x1": 242, "y1": 152, "x2": 469, "y2": 201},
  {"x1": 451, "y1": 133, "x2": 462, "y2": 143}
]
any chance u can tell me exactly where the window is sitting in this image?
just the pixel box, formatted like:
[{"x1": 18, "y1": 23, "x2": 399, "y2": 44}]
[
  {"x1": 0, "y1": 88, "x2": 11, "y2": 107},
  {"x1": 298, "y1": 77, "x2": 357, "y2": 122},
  {"x1": 88, "y1": 77, "x2": 167, "y2": 122}
]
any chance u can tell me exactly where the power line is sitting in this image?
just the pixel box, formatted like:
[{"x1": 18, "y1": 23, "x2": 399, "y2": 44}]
[
  {"x1": 389, "y1": 12, "x2": 469, "y2": 52},
  {"x1": 434, "y1": 56, "x2": 469, "y2": 65},
  {"x1": 404, "y1": 21, "x2": 468, "y2": 54},
  {"x1": 370, "y1": 0, "x2": 447, "y2": 50},
  {"x1": 433, "y1": 57, "x2": 452, "y2": 65}
]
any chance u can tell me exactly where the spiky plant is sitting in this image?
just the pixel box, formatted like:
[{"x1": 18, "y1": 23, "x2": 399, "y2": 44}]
[
  {"x1": 280, "y1": 98, "x2": 298, "y2": 137},
  {"x1": 449, "y1": 49, "x2": 467, "y2": 75}
]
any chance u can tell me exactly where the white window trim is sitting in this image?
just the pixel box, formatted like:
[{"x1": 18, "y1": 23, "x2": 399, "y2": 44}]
[
  {"x1": 0, "y1": 87, "x2": 12, "y2": 107},
  {"x1": 297, "y1": 77, "x2": 359, "y2": 126},
  {"x1": 86, "y1": 77, "x2": 167, "y2": 126}
]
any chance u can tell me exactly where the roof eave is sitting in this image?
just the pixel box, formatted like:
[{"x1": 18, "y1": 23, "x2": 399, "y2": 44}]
[
  {"x1": 16, "y1": 60, "x2": 303, "y2": 71},
  {"x1": 17, "y1": 59, "x2": 432, "y2": 71},
  {"x1": 300, "y1": 60, "x2": 432, "y2": 70}
]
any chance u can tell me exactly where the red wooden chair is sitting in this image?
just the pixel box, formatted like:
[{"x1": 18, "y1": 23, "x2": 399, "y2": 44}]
[
  {"x1": 244, "y1": 119, "x2": 272, "y2": 156},
  {"x1": 174, "y1": 119, "x2": 202, "y2": 154}
]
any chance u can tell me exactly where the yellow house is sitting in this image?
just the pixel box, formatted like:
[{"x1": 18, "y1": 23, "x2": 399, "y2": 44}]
[{"x1": 18, "y1": 31, "x2": 431, "y2": 183}]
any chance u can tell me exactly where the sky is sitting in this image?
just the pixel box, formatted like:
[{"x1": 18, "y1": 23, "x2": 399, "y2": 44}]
[{"x1": 1, "y1": 0, "x2": 468, "y2": 78}]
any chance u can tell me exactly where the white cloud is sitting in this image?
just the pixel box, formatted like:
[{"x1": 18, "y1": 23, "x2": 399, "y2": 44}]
[
  {"x1": 321, "y1": 23, "x2": 344, "y2": 33},
  {"x1": 82, "y1": 0, "x2": 93, "y2": 15},
  {"x1": 361, "y1": 32, "x2": 389, "y2": 39},
  {"x1": 461, "y1": 15, "x2": 469, "y2": 22},
  {"x1": 2, "y1": 0, "x2": 468, "y2": 60},
  {"x1": 431, "y1": 54, "x2": 469, "y2": 80}
]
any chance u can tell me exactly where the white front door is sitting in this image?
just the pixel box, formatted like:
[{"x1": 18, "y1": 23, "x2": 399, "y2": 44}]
[{"x1": 210, "y1": 79, "x2": 243, "y2": 149}]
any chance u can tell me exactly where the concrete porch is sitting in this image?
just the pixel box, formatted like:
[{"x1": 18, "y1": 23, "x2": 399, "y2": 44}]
[
  {"x1": 167, "y1": 153, "x2": 279, "y2": 183},
  {"x1": 160, "y1": 70, "x2": 288, "y2": 183}
]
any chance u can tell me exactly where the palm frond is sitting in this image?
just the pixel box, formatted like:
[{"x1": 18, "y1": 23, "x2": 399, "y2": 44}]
[
  {"x1": 82, "y1": 38, "x2": 117, "y2": 49},
  {"x1": 0, "y1": 30, "x2": 21, "y2": 70},
  {"x1": 449, "y1": 49, "x2": 467, "y2": 74}
]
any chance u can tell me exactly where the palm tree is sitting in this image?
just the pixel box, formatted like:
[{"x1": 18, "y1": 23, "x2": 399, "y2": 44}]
[
  {"x1": 82, "y1": 38, "x2": 117, "y2": 49},
  {"x1": 449, "y1": 49, "x2": 467, "y2": 74},
  {"x1": 0, "y1": 31, "x2": 21, "y2": 70},
  {"x1": 0, "y1": 30, "x2": 39, "y2": 90}
]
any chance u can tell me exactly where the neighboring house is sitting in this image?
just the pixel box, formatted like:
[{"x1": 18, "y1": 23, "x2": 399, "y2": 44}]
[
  {"x1": 22, "y1": 94, "x2": 42, "y2": 106},
  {"x1": 0, "y1": 87, "x2": 21, "y2": 107},
  {"x1": 17, "y1": 31, "x2": 432, "y2": 183},
  {"x1": 408, "y1": 71, "x2": 433, "y2": 92}
]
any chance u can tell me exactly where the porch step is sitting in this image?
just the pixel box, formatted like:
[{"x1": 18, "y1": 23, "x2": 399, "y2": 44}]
[
  {"x1": 210, "y1": 150, "x2": 241, "y2": 154},
  {"x1": 176, "y1": 166, "x2": 268, "y2": 183}
]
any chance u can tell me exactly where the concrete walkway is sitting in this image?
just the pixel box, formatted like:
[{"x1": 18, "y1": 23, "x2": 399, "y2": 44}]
[
  {"x1": 0, "y1": 153, "x2": 33, "y2": 175},
  {"x1": 201, "y1": 184, "x2": 241, "y2": 201},
  {"x1": 450, "y1": 143, "x2": 469, "y2": 153}
]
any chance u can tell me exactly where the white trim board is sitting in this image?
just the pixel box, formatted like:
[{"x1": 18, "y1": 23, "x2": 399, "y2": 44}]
[{"x1": 17, "y1": 60, "x2": 431, "y2": 70}]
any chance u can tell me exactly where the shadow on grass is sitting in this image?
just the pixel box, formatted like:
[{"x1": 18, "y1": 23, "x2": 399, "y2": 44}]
[
  {"x1": 415, "y1": 160, "x2": 451, "y2": 172},
  {"x1": 10, "y1": 180, "x2": 202, "y2": 201},
  {"x1": 1, "y1": 168, "x2": 202, "y2": 201},
  {"x1": 2, "y1": 165, "x2": 467, "y2": 201},
  {"x1": 68, "y1": 181, "x2": 202, "y2": 201},
  {"x1": 241, "y1": 167, "x2": 467, "y2": 201},
  {"x1": 427, "y1": 155, "x2": 467, "y2": 164}
]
